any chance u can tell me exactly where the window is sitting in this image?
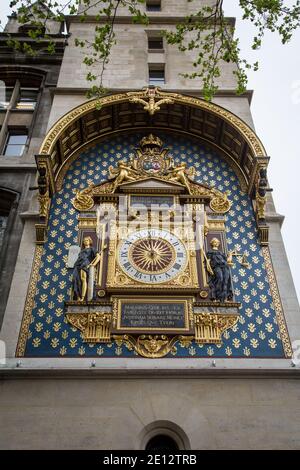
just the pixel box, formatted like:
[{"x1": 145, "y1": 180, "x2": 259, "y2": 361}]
[
  {"x1": 0, "y1": 86, "x2": 13, "y2": 109},
  {"x1": 146, "y1": 1, "x2": 161, "y2": 12},
  {"x1": 146, "y1": 435, "x2": 179, "y2": 451},
  {"x1": 16, "y1": 88, "x2": 39, "y2": 109},
  {"x1": 4, "y1": 132, "x2": 27, "y2": 156},
  {"x1": 148, "y1": 37, "x2": 163, "y2": 51},
  {"x1": 149, "y1": 65, "x2": 165, "y2": 85},
  {"x1": 0, "y1": 71, "x2": 44, "y2": 160}
]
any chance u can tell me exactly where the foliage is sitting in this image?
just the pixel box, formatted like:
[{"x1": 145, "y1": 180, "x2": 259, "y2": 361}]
[{"x1": 3, "y1": 0, "x2": 300, "y2": 100}]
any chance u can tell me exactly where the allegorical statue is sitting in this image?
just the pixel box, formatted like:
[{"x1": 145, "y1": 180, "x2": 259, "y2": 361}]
[
  {"x1": 72, "y1": 236, "x2": 101, "y2": 302},
  {"x1": 166, "y1": 162, "x2": 195, "y2": 194},
  {"x1": 108, "y1": 160, "x2": 139, "y2": 192},
  {"x1": 37, "y1": 164, "x2": 49, "y2": 218},
  {"x1": 255, "y1": 167, "x2": 272, "y2": 221},
  {"x1": 205, "y1": 238, "x2": 233, "y2": 302}
]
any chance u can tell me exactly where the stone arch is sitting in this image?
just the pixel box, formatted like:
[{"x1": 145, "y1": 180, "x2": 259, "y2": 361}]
[
  {"x1": 137, "y1": 420, "x2": 191, "y2": 451},
  {"x1": 37, "y1": 88, "x2": 268, "y2": 198}
]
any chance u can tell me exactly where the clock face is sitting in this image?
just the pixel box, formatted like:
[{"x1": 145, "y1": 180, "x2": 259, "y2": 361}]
[{"x1": 118, "y1": 229, "x2": 187, "y2": 284}]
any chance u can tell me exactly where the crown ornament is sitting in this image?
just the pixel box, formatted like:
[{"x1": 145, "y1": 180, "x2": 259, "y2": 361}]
[{"x1": 139, "y1": 134, "x2": 163, "y2": 149}]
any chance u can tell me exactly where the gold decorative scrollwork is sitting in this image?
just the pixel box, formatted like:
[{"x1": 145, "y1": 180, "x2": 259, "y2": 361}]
[
  {"x1": 72, "y1": 185, "x2": 95, "y2": 211},
  {"x1": 255, "y1": 191, "x2": 267, "y2": 220},
  {"x1": 115, "y1": 271, "x2": 129, "y2": 285},
  {"x1": 40, "y1": 89, "x2": 266, "y2": 160},
  {"x1": 127, "y1": 87, "x2": 176, "y2": 115},
  {"x1": 262, "y1": 247, "x2": 292, "y2": 357},
  {"x1": 69, "y1": 134, "x2": 231, "y2": 213},
  {"x1": 38, "y1": 193, "x2": 50, "y2": 218},
  {"x1": 176, "y1": 274, "x2": 191, "y2": 286},
  {"x1": 113, "y1": 334, "x2": 192, "y2": 358},
  {"x1": 92, "y1": 182, "x2": 115, "y2": 194},
  {"x1": 210, "y1": 191, "x2": 232, "y2": 214},
  {"x1": 66, "y1": 312, "x2": 112, "y2": 343},
  {"x1": 194, "y1": 313, "x2": 239, "y2": 344}
]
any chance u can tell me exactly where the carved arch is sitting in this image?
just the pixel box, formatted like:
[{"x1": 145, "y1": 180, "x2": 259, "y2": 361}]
[{"x1": 38, "y1": 89, "x2": 268, "y2": 197}]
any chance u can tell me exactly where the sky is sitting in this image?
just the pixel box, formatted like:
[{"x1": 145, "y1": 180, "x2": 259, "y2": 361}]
[
  {"x1": 0, "y1": 0, "x2": 299, "y2": 300},
  {"x1": 223, "y1": 0, "x2": 300, "y2": 302}
]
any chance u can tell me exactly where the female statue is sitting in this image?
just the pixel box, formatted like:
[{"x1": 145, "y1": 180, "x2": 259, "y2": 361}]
[
  {"x1": 72, "y1": 236, "x2": 100, "y2": 302},
  {"x1": 206, "y1": 238, "x2": 233, "y2": 302}
]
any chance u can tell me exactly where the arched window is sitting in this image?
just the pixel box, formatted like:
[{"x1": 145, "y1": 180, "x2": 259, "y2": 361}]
[
  {"x1": 138, "y1": 420, "x2": 190, "y2": 451},
  {"x1": 145, "y1": 434, "x2": 179, "y2": 452}
]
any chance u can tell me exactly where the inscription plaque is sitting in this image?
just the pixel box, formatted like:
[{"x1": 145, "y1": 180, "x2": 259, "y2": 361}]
[
  {"x1": 130, "y1": 195, "x2": 174, "y2": 209},
  {"x1": 114, "y1": 298, "x2": 191, "y2": 332}
]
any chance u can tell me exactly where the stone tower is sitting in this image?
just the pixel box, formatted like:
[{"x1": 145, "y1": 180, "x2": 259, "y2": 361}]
[{"x1": 0, "y1": 0, "x2": 299, "y2": 450}]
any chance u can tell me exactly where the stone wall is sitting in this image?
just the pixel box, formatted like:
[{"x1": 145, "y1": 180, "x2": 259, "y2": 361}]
[
  {"x1": 78, "y1": 0, "x2": 218, "y2": 16},
  {"x1": 58, "y1": 22, "x2": 237, "y2": 91},
  {"x1": 0, "y1": 376, "x2": 299, "y2": 449}
]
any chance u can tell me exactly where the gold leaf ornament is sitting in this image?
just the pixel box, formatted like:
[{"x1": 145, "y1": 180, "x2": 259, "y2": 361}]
[
  {"x1": 72, "y1": 186, "x2": 94, "y2": 211},
  {"x1": 210, "y1": 191, "x2": 232, "y2": 213}
]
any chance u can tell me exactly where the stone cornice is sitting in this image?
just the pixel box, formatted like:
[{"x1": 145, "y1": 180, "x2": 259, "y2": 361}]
[
  {"x1": 49, "y1": 87, "x2": 253, "y2": 104},
  {"x1": 0, "y1": 163, "x2": 37, "y2": 171},
  {"x1": 0, "y1": 357, "x2": 299, "y2": 380},
  {"x1": 266, "y1": 213, "x2": 285, "y2": 227},
  {"x1": 0, "y1": 367, "x2": 299, "y2": 380},
  {"x1": 19, "y1": 211, "x2": 40, "y2": 221}
]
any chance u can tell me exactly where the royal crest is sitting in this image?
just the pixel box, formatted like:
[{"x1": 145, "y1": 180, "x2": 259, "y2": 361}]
[{"x1": 134, "y1": 134, "x2": 168, "y2": 176}]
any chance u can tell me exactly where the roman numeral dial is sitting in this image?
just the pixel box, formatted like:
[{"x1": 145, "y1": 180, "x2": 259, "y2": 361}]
[{"x1": 118, "y1": 229, "x2": 187, "y2": 284}]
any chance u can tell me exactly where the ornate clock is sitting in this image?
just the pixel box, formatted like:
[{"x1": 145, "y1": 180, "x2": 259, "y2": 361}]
[
  {"x1": 64, "y1": 134, "x2": 241, "y2": 356},
  {"x1": 118, "y1": 229, "x2": 187, "y2": 284}
]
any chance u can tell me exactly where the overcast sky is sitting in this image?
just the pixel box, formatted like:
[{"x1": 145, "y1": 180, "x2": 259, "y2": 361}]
[
  {"x1": 0, "y1": 0, "x2": 299, "y2": 300},
  {"x1": 223, "y1": 1, "x2": 300, "y2": 302}
]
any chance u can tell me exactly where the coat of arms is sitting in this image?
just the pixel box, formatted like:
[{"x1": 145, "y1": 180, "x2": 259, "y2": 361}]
[{"x1": 134, "y1": 134, "x2": 169, "y2": 176}]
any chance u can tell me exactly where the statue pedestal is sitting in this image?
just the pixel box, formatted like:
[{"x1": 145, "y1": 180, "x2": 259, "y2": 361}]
[
  {"x1": 193, "y1": 302, "x2": 240, "y2": 344},
  {"x1": 65, "y1": 302, "x2": 112, "y2": 343}
]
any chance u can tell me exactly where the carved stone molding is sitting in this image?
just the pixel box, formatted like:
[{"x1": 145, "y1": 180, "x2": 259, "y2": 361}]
[
  {"x1": 194, "y1": 313, "x2": 239, "y2": 344},
  {"x1": 38, "y1": 88, "x2": 267, "y2": 197},
  {"x1": 127, "y1": 87, "x2": 176, "y2": 115},
  {"x1": 262, "y1": 247, "x2": 292, "y2": 358},
  {"x1": 113, "y1": 334, "x2": 193, "y2": 358},
  {"x1": 66, "y1": 312, "x2": 112, "y2": 343}
]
